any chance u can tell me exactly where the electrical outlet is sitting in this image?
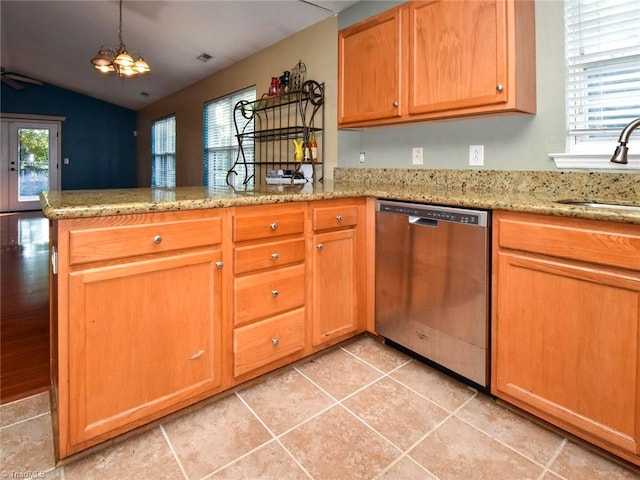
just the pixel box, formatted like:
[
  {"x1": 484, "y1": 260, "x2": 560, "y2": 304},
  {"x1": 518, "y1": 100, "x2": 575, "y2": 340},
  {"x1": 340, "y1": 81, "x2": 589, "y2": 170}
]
[
  {"x1": 412, "y1": 147, "x2": 424, "y2": 165},
  {"x1": 359, "y1": 152, "x2": 365, "y2": 164},
  {"x1": 469, "y1": 145, "x2": 484, "y2": 166}
]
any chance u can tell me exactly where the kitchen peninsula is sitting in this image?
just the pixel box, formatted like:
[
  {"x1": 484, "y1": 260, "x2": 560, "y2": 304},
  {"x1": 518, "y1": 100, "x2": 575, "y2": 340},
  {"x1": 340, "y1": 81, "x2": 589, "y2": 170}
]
[{"x1": 42, "y1": 169, "x2": 640, "y2": 466}]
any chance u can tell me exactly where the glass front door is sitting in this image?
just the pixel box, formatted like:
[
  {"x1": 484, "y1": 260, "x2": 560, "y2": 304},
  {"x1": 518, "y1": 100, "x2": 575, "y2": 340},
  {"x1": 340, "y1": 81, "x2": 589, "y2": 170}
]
[{"x1": 1, "y1": 120, "x2": 59, "y2": 212}]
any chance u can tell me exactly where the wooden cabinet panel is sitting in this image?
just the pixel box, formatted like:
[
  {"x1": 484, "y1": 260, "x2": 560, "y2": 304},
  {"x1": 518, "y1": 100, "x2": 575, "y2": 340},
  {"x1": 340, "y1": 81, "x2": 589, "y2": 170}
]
[
  {"x1": 312, "y1": 204, "x2": 359, "y2": 231},
  {"x1": 312, "y1": 228, "x2": 359, "y2": 346},
  {"x1": 66, "y1": 250, "x2": 223, "y2": 447},
  {"x1": 233, "y1": 208, "x2": 305, "y2": 242},
  {"x1": 338, "y1": 6, "x2": 403, "y2": 124},
  {"x1": 233, "y1": 309, "x2": 305, "y2": 377},
  {"x1": 69, "y1": 214, "x2": 222, "y2": 265},
  {"x1": 492, "y1": 211, "x2": 640, "y2": 465},
  {"x1": 234, "y1": 238, "x2": 305, "y2": 275},
  {"x1": 234, "y1": 264, "x2": 305, "y2": 326},
  {"x1": 496, "y1": 213, "x2": 640, "y2": 270},
  {"x1": 409, "y1": 0, "x2": 507, "y2": 114}
]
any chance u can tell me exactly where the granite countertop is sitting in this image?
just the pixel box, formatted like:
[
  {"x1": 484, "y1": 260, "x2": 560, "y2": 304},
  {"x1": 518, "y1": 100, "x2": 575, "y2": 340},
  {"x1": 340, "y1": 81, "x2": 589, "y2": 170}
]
[{"x1": 40, "y1": 169, "x2": 640, "y2": 225}]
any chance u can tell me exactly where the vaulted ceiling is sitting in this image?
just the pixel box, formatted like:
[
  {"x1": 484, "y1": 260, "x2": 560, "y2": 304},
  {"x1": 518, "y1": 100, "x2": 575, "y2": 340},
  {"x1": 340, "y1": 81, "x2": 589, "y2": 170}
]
[{"x1": 0, "y1": 1, "x2": 358, "y2": 110}]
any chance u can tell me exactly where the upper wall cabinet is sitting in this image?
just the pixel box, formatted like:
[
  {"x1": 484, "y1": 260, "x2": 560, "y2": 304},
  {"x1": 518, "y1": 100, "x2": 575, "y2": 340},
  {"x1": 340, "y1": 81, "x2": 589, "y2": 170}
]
[{"x1": 338, "y1": 0, "x2": 536, "y2": 128}]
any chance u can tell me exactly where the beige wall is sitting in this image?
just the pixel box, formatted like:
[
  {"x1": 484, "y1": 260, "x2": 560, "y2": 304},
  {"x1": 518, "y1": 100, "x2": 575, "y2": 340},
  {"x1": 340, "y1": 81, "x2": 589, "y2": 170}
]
[{"x1": 137, "y1": 16, "x2": 338, "y2": 186}]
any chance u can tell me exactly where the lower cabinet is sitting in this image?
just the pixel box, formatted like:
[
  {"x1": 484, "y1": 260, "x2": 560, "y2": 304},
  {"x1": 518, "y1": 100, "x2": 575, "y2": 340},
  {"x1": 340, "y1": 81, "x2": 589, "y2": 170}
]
[
  {"x1": 492, "y1": 211, "x2": 640, "y2": 466},
  {"x1": 52, "y1": 199, "x2": 370, "y2": 460},
  {"x1": 54, "y1": 210, "x2": 226, "y2": 458},
  {"x1": 311, "y1": 199, "x2": 367, "y2": 347},
  {"x1": 67, "y1": 251, "x2": 224, "y2": 447},
  {"x1": 230, "y1": 203, "x2": 308, "y2": 382}
]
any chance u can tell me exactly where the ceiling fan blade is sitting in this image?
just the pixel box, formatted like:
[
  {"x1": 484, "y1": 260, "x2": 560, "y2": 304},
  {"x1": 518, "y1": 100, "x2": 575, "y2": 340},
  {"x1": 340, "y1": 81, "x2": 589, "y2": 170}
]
[
  {"x1": 5, "y1": 73, "x2": 43, "y2": 86},
  {"x1": 1, "y1": 76, "x2": 25, "y2": 90}
]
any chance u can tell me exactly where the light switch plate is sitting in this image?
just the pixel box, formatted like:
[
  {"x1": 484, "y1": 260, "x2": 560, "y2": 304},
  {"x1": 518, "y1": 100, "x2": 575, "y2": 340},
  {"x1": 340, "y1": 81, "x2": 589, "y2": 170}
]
[
  {"x1": 412, "y1": 147, "x2": 424, "y2": 165},
  {"x1": 469, "y1": 145, "x2": 484, "y2": 166}
]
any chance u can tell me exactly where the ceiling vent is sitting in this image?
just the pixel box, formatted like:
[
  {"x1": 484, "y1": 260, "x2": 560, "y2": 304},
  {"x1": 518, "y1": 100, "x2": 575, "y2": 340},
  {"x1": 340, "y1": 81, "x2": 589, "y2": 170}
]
[{"x1": 196, "y1": 53, "x2": 213, "y2": 63}]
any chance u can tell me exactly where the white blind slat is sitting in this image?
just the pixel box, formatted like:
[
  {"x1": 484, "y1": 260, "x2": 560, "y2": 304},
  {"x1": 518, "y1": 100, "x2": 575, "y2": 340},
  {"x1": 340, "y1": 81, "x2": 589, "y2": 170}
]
[{"x1": 565, "y1": 0, "x2": 640, "y2": 150}]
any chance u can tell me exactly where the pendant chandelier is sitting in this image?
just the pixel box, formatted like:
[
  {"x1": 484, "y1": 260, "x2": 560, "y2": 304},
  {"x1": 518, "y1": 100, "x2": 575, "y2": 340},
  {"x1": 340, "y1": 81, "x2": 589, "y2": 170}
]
[{"x1": 90, "y1": 0, "x2": 150, "y2": 77}]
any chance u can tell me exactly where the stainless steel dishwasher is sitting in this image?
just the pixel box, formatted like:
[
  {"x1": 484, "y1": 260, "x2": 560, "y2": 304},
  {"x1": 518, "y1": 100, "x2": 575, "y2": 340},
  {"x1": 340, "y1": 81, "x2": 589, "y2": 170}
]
[{"x1": 375, "y1": 200, "x2": 490, "y2": 388}]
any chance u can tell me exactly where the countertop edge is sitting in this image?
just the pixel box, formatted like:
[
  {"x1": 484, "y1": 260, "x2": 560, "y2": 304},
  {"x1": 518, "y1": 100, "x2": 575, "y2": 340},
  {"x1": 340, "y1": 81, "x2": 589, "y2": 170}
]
[{"x1": 40, "y1": 186, "x2": 640, "y2": 225}]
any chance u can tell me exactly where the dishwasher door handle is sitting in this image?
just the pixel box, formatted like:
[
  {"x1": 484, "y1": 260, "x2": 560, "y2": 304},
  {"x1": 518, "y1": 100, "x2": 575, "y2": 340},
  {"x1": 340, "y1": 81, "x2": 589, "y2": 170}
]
[{"x1": 408, "y1": 216, "x2": 438, "y2": 227}]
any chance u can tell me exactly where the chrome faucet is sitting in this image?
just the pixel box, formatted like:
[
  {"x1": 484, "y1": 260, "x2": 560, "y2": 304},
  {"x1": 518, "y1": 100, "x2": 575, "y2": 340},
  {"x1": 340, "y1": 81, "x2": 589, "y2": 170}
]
[{"x1": 610, "y1": 117, "x2": 640, "y2": 164}]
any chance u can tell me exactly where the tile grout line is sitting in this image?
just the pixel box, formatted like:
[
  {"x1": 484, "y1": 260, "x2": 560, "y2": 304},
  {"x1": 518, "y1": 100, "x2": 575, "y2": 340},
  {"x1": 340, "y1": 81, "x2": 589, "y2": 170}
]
[
  {"x1": 0, "y1": 410, "x2": 50, "y2": 430},
  {"x1": 233, "y1": 391, "x2": 315, "y2": 480},
  {"x1": 159, "y1": 424, "x2": 191, "y2": 480},
  {"x1": 537, "y1": 438, "x2": 570, "y2": 480},
  {"x1": 452, "y1": 412, "x2": 559, "y2": 474}
]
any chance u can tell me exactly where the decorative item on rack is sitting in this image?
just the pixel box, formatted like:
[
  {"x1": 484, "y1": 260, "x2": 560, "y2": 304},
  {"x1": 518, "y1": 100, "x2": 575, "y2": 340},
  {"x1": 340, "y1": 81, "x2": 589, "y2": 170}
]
[
  {"x1": 268, "y1": 77, "x2": 280, "y2": 96},
  {"x1": 290, "y1": 60, "x2": 307, "y2": 91},
  {"x1": 279, "y1": 70, "x2": 290, "y2": 94},
  {"x1": 90, "y1": 0, "x2": 151, "y2": 77},
  {"x1": 310, "y1": 132, "x2": 318, "y2": 163},
  {"x1": 292, "y1": 139, "x2": 304, "y2": 162}
]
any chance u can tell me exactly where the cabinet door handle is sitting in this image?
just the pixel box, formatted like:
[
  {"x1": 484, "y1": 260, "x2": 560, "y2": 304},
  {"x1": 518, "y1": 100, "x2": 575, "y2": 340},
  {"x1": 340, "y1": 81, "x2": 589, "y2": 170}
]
[
  {"x1": 336, "y1": 214, "x2": 344, "y2": 222},
  {"x1": 316, "y1": 243, "x2": 324, "y2": 250},
  {"x1": 215, "y1": 261, "x2": 223, "y2": 269},
  {"x1": 153, "y1": 235, "x2": 163, "y2": 244},
  {"x1": 271, "y1": 289, "x2": 279, "y2": 297},
  {"x1": 189, "y1": 350, "x2": 205, "y2": 360},
  {"x1": 496, "y1": 84, "x2": 504, "y2": 92},
  {"x1": 271, "y1": 252, "x2": 279, "y2": 260},
  {"x1": 272, "y1": 337, "x2": 280, "y2": 346},
  {"x1": 392, "y1": 101, "x2": 399, "y2": 107},
  {"x1": 270, "y1": 222, "x2": 278, "y2": 230}
]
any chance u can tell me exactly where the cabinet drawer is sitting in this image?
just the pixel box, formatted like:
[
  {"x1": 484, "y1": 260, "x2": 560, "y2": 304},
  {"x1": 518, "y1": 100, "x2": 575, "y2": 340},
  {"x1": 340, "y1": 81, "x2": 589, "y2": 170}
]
[
  {"x1": 233, "y1": 209, "x2": 305, "y2": 242},
  {"x1": 234, "y1": 309, "x2": 305, "y2": 377},
  {"x1": 313, "y1": 204, "x2": 358, "y2": 231},
  {"x1": 234, "y1": 264, "x2": 305, "y2": 325},
  {"x1": 69, "y1": 217, "x2": 223, "y2": 265},
  {"x1": 495, "y1": 211, "x2": 640, "y2": 271},
  {"x1": 234, "y1": 238, "x2": 305, "y2": 275}
]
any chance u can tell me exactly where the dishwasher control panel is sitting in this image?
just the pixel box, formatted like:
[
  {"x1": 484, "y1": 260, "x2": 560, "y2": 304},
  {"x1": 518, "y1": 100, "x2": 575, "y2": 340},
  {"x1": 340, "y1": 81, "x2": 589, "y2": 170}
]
[{"x1": 377, "y1": 201, "x2": 487, "y2": 226}]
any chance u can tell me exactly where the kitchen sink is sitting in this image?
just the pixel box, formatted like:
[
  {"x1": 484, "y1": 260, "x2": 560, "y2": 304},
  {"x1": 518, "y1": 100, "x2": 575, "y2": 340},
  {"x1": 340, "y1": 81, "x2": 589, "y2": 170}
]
[{"x1": 556, "y1": 199, "x2": 640, "y2": 211}]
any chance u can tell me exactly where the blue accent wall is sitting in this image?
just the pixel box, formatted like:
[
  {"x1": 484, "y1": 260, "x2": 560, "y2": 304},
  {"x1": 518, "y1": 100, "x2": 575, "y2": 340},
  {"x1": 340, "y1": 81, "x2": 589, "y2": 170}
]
[{"x1": 1, "y1": 82, "x2": 137, "y2": 190}]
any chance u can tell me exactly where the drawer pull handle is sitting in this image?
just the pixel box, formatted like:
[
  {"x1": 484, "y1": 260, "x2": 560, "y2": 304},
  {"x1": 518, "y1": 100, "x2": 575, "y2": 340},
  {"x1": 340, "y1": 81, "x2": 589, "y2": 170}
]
[
  {"x1": 215, "y1": 261, "x2": 223, "y2": 269},
  {"x1": 316, "y1": 243, "x2": 324, "y2": 250},
  {"x1": 153, "y1": 235, "x2": 163, "y2": 244},
  {"x1": 336, "y1": 214, "x2": 344, "y2": 222},
  {"x1": 272, "y1": 289, "x2": 279, "y2": 297},
  {"x1": 271, "y1": 252, "x2": 279, "y2": 260},
  {"x1": 189, "y1": 350, "x2": 205, "y2": 360},
  {"x1": 272, "y1": 337, "x2": 279, "y2": 346},
  {"x1": 270, "y1": 222, "x2": 278, "y2": 230},
  {"x1": 496, "y1": 84, "x2": 504, "y2": 92}
]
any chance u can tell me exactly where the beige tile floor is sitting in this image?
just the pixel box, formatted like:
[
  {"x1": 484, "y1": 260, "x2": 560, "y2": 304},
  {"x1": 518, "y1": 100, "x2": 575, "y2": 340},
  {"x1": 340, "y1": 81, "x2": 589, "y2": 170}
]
[{"x1": 2, "y1": 334, "x2": 640, "y2": 480}]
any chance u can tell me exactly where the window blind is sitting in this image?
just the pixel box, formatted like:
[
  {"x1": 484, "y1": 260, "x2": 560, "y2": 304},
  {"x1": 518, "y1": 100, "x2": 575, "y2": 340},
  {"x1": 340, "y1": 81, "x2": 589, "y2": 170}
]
[
  {"x1": 565, "y1": 0, "x2": 640, "y2": 150},
  {"x1": 151, "y1": 115, "x2": 176, "y2": 188},
  {"x1": 203, "y1": 86, "x2": 256, "y2": 186}
]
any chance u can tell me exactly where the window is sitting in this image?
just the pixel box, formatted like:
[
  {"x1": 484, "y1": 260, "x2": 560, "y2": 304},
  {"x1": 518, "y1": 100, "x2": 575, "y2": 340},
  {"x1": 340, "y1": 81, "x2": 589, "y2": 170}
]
[
  {"x1": 565, "y1": 0, "x2": 640, "y2": 153},
  {"x1": 151, "y1": 115, "x2": 176, "y2": 188},
  {"x1": 203, "y1": 86, "x2": 256, "y2": 187}
]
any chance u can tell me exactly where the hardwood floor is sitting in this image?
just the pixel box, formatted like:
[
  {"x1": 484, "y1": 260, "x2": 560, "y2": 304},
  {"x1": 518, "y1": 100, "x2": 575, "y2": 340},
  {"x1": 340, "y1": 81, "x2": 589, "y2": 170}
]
[{"x1": 1, "y1": 211, "x2": 50, "y2": 404}]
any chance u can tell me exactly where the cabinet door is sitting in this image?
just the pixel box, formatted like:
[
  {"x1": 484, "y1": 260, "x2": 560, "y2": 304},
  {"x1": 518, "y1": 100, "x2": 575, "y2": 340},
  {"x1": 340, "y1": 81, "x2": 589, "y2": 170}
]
[
  {"x1": 312, "y1": 229, "x2": 359, "y2": 346},
  {"x1": 66, "y1": 250, "x2": 223, "y2": 447},
  {"x1": 493, "y1": 250, "x2": 640, "y2": 455},
  {"x1": 409, "y1": 0, "x2": 508, "y2": 114},
  {"x1": 338, "y1": 6, "x2": 403, "y2": 124}
]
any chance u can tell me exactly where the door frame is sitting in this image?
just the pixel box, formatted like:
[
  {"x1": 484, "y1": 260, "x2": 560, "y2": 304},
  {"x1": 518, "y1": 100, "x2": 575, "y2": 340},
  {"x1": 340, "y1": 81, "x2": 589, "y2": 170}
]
[{"x1": 1, "y1": 113, "x2": 64, "y2": 212}]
